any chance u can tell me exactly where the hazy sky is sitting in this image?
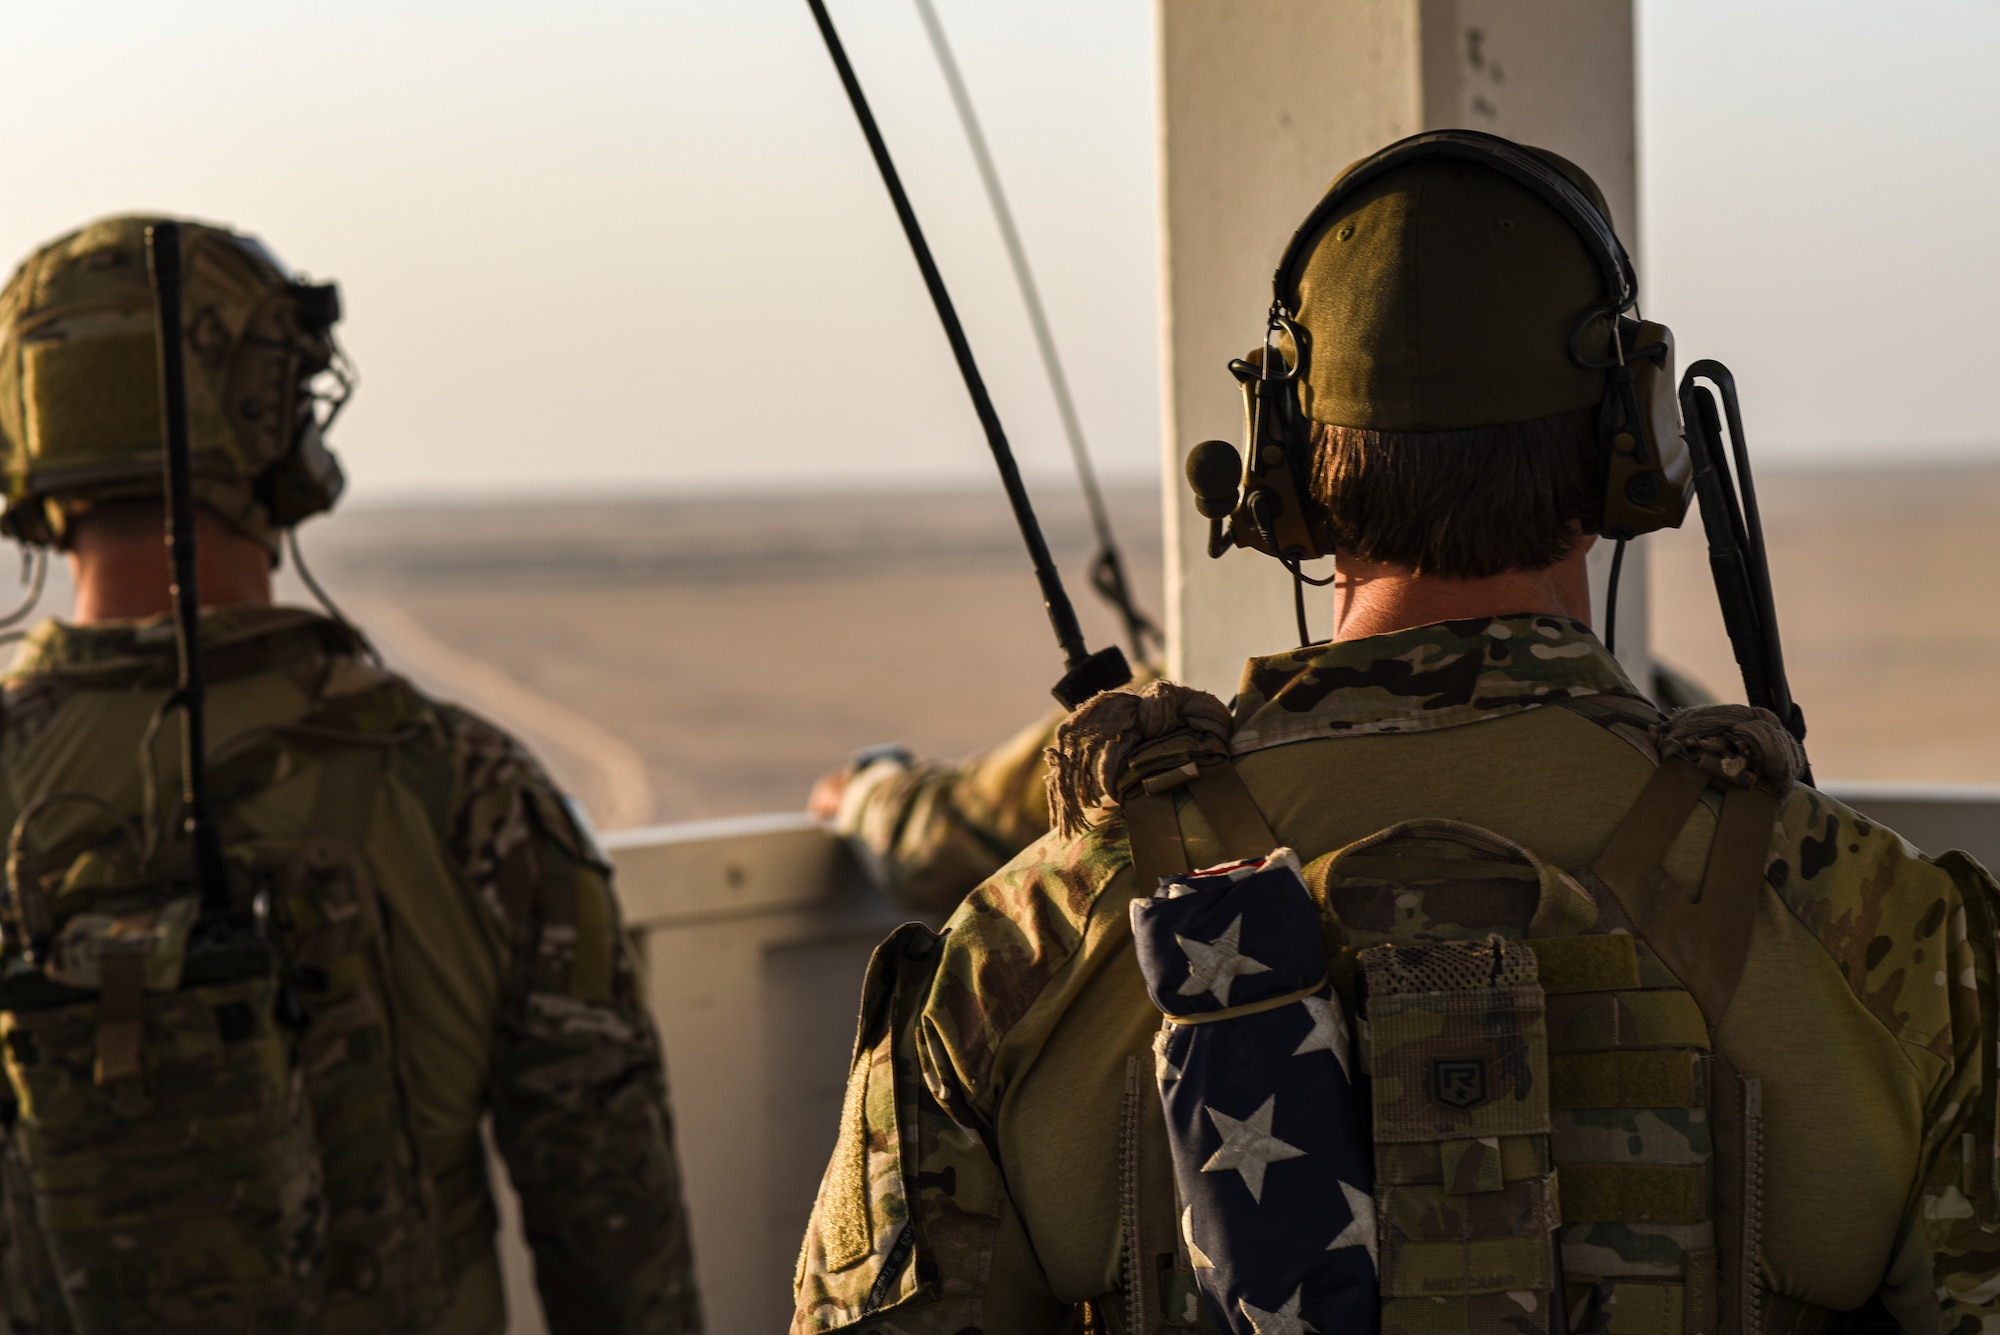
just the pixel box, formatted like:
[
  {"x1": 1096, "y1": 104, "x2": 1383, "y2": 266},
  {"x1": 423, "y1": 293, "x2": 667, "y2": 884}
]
[{"x1": 2, "y1": 1, "x2": 1994, "y2": 502}]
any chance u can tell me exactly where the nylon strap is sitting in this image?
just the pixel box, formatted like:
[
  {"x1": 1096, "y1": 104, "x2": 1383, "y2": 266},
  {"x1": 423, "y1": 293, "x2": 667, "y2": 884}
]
[
  {"x1": 1589, "y1": 758, "x2": 1771, "y2": 1026},
  {"x1": 1702, "y1": 784, "x2": 1779, "y2": 909},
  {"x1": 1592, "y1": 759, "x2": 1709, "y2": 899},
  {"x1": 1186, "y1": 764, "x2": 1279, "y2": 860},
  {"x1": 1125, "y1": 792, "x2": 1189, "y2": 895}
]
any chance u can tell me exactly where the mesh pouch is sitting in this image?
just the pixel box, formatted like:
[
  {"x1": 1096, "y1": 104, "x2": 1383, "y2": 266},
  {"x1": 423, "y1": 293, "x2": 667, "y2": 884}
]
[{"x1": 1362, "y1": 933, "x2": 1559, "y2": 1329}]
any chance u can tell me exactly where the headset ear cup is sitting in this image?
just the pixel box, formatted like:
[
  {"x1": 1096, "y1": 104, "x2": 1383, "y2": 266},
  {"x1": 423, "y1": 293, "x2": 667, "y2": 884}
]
[
  {"x1": 255, "y1": 415, "x2": 345, "y2": 529},
  {"x1": 1599, "y1": 320, "x2": 1693, "y2": 538}
]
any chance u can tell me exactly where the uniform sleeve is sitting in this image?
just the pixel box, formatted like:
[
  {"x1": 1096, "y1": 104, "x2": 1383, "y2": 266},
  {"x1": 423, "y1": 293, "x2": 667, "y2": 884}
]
[
  {"x1": 438, "y1": 709, "x2": 701, "y2": 1335},
  {"x1": 794, "y1": 799, "x2": 1150, "y2": 1334},
  {"x1": 831, "y1": 708, "x2": 1062, "y2": 915},
  {"x1": 1900, "y1": 849, "x2": 2000, "y2": 1329},
  {"x1": 791, "y1": 924, "x2": 1061, "y2": 1334}
]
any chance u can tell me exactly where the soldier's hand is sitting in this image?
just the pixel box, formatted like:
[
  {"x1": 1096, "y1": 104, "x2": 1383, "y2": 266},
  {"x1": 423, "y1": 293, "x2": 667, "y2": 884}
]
[{"x1": 808, "y1": 767, "x2": 850, "y2": 822}]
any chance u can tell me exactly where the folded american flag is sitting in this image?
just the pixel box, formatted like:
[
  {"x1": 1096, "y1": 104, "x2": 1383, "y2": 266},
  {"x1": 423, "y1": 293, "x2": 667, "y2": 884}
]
[{"x1": 1130, "y1": 848, "x2": 1379, "y2": 1335}]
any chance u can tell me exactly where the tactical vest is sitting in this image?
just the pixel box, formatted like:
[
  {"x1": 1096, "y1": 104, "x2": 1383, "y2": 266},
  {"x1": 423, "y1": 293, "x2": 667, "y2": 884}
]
[
  {"x1": 0, "y1": 669, "x2": 476, "y2": 1333},
  {"x1": 1114, "y1": 700, "x2": 1813, "y2": 1335}
]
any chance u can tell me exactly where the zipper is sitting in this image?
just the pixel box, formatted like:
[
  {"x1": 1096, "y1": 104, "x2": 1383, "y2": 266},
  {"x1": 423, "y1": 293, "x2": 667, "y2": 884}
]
[
  {"x1": 1741, "y1": 1077, "x2": 1764, "y2": 1333},
  {"x1": 1121, "y1": 1055, "x2": 1145, "y2": 1335}
]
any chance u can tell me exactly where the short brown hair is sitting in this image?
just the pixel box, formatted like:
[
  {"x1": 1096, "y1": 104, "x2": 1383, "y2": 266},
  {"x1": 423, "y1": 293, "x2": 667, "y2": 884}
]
[{"x1": 1307, "y1": 408, "x2": 1603, "y2": 579}]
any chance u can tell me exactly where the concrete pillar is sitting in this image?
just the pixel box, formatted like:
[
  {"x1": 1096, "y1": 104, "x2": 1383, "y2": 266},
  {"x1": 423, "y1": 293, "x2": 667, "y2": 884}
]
[{"x1": 1158, "y1": 0, "x2": 1649, "y2": 697}]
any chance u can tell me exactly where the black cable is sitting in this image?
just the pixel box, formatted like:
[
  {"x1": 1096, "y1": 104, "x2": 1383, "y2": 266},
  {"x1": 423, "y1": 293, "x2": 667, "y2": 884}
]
[
  {"x1": 911, "y1": 0, "x2": 1159, "y2": 664},
  {"x1": 0, "y1": 550, "x2": 46, "y2": 632},
  {"x1": 1602, "y1": 537, "x2": 1626, "y2": 656},
  {"x1": 804, "y1": 0, "x2": 1127, "y2": 706},
  {"x1": 286, "y1": 528, "x2": 383, "y2": 668}
]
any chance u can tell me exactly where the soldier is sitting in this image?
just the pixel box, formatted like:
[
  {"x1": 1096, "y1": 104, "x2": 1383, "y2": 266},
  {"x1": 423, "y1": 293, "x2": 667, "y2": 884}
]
[
  {"x1": 792, "y1": 133, "x2": 2000, "y2": 1332},
  {"x1": 0, "y1": 217, "x2": 699, "y2": 1333}
]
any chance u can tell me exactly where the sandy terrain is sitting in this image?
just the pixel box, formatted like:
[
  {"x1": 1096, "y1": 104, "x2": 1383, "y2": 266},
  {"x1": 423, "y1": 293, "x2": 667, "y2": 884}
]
[
  {"x1": 1649, "y1": 462, "x2": 2000, "y2": 785},
  {"x1": 272, "y1": 464, "x2": 2000, "y2": 833},
  {"x1": 294, "y1": 486, "x2": 1166, "y2": 828}
]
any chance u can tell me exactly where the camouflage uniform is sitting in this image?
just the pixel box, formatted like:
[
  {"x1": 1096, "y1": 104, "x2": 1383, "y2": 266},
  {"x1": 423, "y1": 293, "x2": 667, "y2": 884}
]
[
  {"x1": 0, "y1": 606, "x2": 700, "y2": 1334},
  {"x1": 829, "y1": 710, "x2": 1063, "y2": 914},
  {"x1": 792, "y1": 615, "x2": 2000, "y2": 1333}
]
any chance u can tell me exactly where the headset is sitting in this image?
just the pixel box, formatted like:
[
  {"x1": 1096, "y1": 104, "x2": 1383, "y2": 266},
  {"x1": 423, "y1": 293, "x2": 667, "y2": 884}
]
[
  {"x1": 254, "y1": 274, "x2": 351, "y2": 528},
  {"x1": 1185, "y1": 129, "x2": 1693, "y2": 601}
]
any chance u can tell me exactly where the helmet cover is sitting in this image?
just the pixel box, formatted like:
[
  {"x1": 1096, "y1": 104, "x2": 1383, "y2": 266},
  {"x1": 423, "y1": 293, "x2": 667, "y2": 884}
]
[{"x1": 0, "y1": 215, "x2": 347, "y2": 551}]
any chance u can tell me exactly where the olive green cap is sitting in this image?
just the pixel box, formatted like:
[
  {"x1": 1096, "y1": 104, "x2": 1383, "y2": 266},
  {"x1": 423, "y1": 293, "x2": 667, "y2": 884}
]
[
  {"x1": 1287, "y1": 144, "x2": 1619, "y2": 431},
  {"x1": 0, "y1": 215, "x2": 345, "y2": 552}
]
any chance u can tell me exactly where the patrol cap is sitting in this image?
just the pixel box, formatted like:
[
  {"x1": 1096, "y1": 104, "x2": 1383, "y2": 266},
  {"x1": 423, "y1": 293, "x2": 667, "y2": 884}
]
[
  {"x1": 1286, "y1": 145, "x2": 1619, "y2": 432},
  {"x1": 0, "y1": 215, "x2": 347, "y2": 552}
]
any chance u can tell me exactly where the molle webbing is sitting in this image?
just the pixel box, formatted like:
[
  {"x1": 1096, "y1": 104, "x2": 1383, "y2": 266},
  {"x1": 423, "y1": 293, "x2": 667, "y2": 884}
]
[{"x1": 1537, "y1": 934, "x2": 1716, "y2": 1335}]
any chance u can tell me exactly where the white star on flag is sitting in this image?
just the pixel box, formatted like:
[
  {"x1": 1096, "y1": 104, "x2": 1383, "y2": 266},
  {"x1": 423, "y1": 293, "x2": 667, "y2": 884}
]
[
  {"x1": 1201, "y1": 1095, "x2": 1306, "y2": 1202},
  {"x1": 1153, "y1": 1029, "x2": 1182, "y2": 1084},
  {"x1": 1176, "y1": 914, "x2": 1271, "y2": 1006},
  {"x1": 1289, "y1": 992, "x2": 1351, "y2": 1076},
  {"x1": 1179, "y1": 1206, "x2": 1215, "y2": 1270},
  {"x1": 1240, "y1": 1286, "x2": 1317, "y2": 1335},
  {"x1": 1328, "y1": 1181, "x2": 1378, "y2": 1270}
]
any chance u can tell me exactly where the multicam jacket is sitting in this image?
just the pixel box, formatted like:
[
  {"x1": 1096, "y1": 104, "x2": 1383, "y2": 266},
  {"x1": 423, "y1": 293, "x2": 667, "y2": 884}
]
[
  {"x1": 0, "y1": 606, "x2": 700, "y2": 1335},
  {"x1": 793, "y1": 614, "x2": 2000, "y2": 1335},
  {"x1": 829, "y1": 708, "x2": 1064, "y2": 915}
]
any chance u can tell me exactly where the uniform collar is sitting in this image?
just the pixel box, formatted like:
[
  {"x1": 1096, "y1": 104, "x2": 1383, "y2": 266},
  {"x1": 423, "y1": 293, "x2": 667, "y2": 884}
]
[
  {"x1": 9, "y1": 605, "x2": 354, "y2": 681},
  {"x1": 1229, "y1": 613, "x2": 1643, "y2": 755}
]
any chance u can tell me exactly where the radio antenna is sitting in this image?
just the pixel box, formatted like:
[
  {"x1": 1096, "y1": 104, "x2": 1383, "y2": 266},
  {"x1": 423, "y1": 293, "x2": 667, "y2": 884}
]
[
  {"x1": 1680, "y1": 360, "x2": 1812, "y2": 786},
  {"x1": 804, "y1": 0, "x2": 1130, "y2": 709},
  {"x1": 146, "y1": 222, "x2": 231, "y2": 914},
  {"x1": 910, "y1": 0, "x2": 1160, "y2": 666}
]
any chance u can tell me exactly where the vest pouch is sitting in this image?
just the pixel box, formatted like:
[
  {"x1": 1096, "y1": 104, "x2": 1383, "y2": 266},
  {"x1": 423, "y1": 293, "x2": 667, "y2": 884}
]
[
  {"x1": 1362, "y1": 935, "x2": 1561, "y2": 1335},
  {"x1": 0, "y1": 914, "x2": 325, "y2": 1335}
]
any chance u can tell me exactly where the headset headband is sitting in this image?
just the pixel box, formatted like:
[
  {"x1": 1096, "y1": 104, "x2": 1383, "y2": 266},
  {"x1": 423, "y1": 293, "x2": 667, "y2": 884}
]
[{"x1": 1272, "y1": 129, "x2": 1637, "y2": 318}]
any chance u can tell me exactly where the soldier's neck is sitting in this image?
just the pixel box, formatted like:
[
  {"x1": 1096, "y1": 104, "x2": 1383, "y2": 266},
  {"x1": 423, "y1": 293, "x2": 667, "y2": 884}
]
[
  {"x1": 67, "y1": 512, "x2": 274, "y2": 626},
  {"x1": 1330, "y1": 541, "x2": 1596, "y2": 642}
]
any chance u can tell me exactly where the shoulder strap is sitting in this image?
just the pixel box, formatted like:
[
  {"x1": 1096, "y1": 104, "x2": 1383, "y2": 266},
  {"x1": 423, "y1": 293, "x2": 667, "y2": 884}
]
[
  {"x1": 1125, "y1": 793, "x2": 1190, "y2": 897},
  {"x1": 1124, "y1": 761, "x2": 1279, "y2": 896},
  {"x1": 1186, "y1": 766, "x2": 1278, "y2": 859},
  {"x1": 1589, "y1": 757, "x2": 1772, "y2": 1024}
]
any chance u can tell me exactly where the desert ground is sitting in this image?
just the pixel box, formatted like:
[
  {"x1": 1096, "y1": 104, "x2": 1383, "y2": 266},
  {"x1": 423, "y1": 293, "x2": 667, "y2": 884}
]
[{"x1": 241, "y1": 462, "x2": 2000, "y2": 837}]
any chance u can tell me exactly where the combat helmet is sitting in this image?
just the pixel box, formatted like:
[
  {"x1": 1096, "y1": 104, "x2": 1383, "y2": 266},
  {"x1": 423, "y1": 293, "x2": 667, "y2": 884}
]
[{"x1": 0, "y1": 215, "x2": 349, "y2": 553}]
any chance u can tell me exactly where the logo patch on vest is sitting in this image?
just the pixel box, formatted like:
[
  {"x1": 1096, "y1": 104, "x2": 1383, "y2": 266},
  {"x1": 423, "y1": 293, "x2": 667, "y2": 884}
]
[{"x1": 1431, "y1": 1057, "x2": 1488, "y2": 1110}]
